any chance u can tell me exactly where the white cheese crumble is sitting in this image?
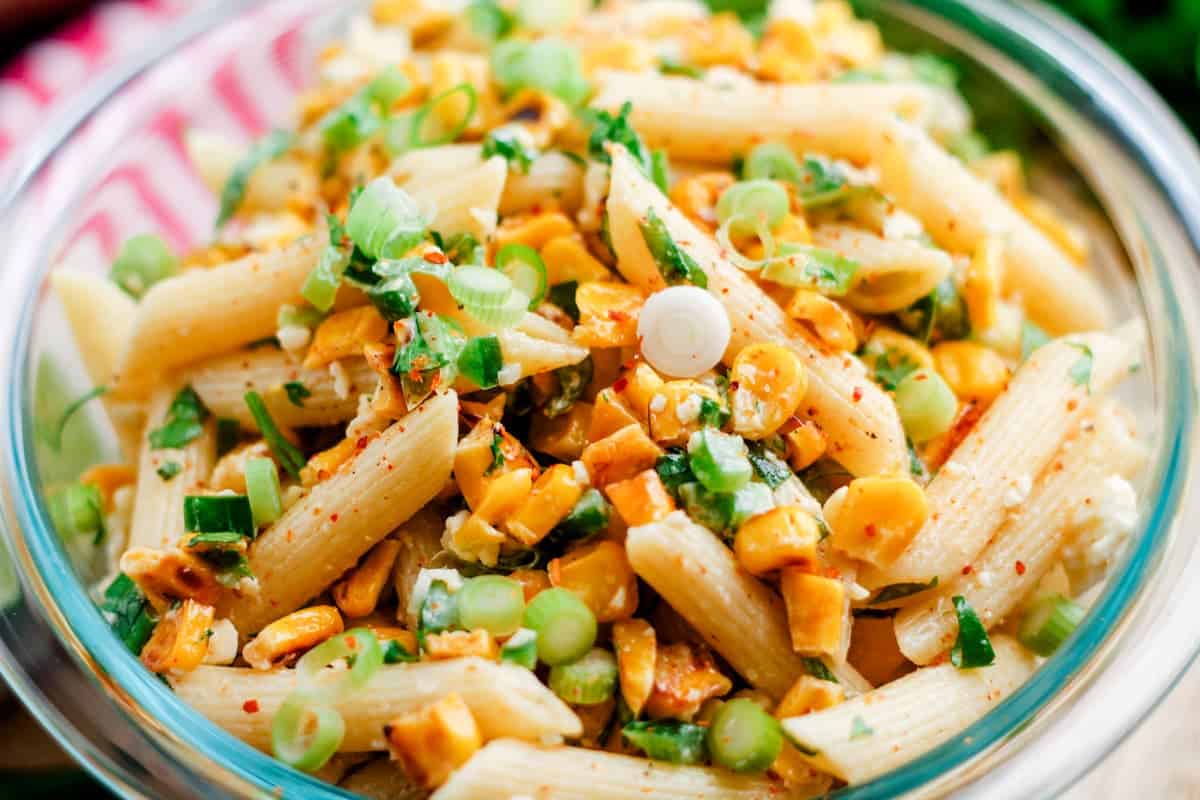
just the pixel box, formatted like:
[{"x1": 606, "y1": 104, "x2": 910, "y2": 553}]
[
  {"x1": 675, "y1": 393, "x2": 703, "y2": 424},
  {"x1": 203, "y1": 619, "x2": 239, "y2": 665},
  {"x1": 407, "y1": 566, "x2": 466, "y2": 617},
  {"x1": 276, "y1": 323, "x2": 311, "y2": 354},
  {"x1": 497, "y1": 362, "x2": 523, "y2": 387},
  {"x1": 1002, "y1": 474, "x2": 1033, "y2": 509},
  {"x1": 572, "y1": 460, "x2": 591, "y2": 486},
  {"x1": 649, "y1": 393, "x2": 668, "y2": 414},
  {"x1": 941, "y1": 460, "x2": 969, "y2": 479},
  {"x1": 329, "y1": 360, "x2": 351, "y2": 400},
  {"x1": 768, "y1": 0, "x2": 815, "y2": 24},
  {"x1": 1063, "y1": 475, "x2": 1138, "y2": 572},
  {"x1": 882, "y1": 209, "x2": 925, "y2": 241}
]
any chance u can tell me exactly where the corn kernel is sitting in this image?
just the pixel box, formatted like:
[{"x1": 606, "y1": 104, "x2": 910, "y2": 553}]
[
  {"x1": 780, "y1": 569, "x2": 845, "y2": 656},
  {"x1": 729, "y1": 342, "x2": 808, "y2": 440},
  {"x1": 540, "y1": 235, "x2": 614, "y2": 286},
  {"x1": 506, "y1": 464, "x2": 586, "y2": 546},
  {"x1": 669, "y1": 172, "x2": 735, "y2": 231},
  {"x1": 530, "y1": 401, "x2": 592, "y2": 462},
  {"x1": 784, "y1": 420, "x2": 827, "y2": 471},
  {"x1": 589, "y1": 388, "x2": 641, "y2": 442},
  {"x1": 333, "y1": 539, "x2": 403, "y2": 619},
  {"x1": 605, "y1": 469, "x2": 676, "y2": 527},
  {"x1": 787, "y1": 290, "x2": 857, "y2": 352},
  {"x1": 932, "y1": 340, "x2": 1010, "y2": 404},
  {"x1": 372, "y1": 0, "x2": 454, "y2": 43},
  {"x1": 615, "y1": 362, "x2": 665, "y2": 424},
  {"x1": 140, "y1": 599, "x2": 215, "y2": 674},
  {"x1": 495, "y1": 211, "x2": 577, "y2": 251},
  {"x1": 824, "y1": 476, "x2": 928, "y2": 568},
  {"x1": 862, "y1": 326, "x2": 935, "y2": 373},
  {"x1": 644, "y1": 642, "x2": 733, "y2": 720},
  {"x1": 303, "y1": 306, "x2": 389, "y2": 369},
  {"x1": 580, "y1": 423, "x2": 663, "y2": 487},
  {"x1": 573, "y1": 282, "x2": 645, "y2": 349},
  {"x1": 758, "y1": 40, "x2": 819, "y2": 84},
  {"x1": 300, "y1": 435, "x2": 362, "y2": 487},
  {"x1": 964, "y1": 237, "x2": 1005, "y2": 333},
  {"x1": 612, "y1": 618, "x2": 657, "y2": 716},
  {"x1": 734, "y1": 506, "x2": 821, "y2": 576},
  {"x1": 423, "y1": 629, "x2": 499, "y2": 661},
  {"x1": 645, "y1": 380, "x2": 721, "y2": 446},
  {"x1": 549, "y1": 540, "x2": 639, "y2": 623},
  {"x1": 119, "y1": 547, "x2": 222, "y2": 611},
  {"x1": 365, "y1": 625, "x2": 419, "y2": 659},
  {"x1": 775, "y1": 674, "x2": 845, "y2": 718},
  {"x1": 686, "y1": 13, "x2": 755, "y2": 68},
  {"x1": 454, "y1": 418, "x2": 538, "y2": 510},
  {"x1": 510, "y1": 568, "x2": 552, "y2": 602},
  {"x1": 242, "y1": 606, "x2": 344, "y2": 670},
  {"x1": 385, "y1": 693, "x2": 482, "y2": 789}
]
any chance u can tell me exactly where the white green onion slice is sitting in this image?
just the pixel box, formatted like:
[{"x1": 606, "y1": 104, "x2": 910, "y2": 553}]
[
  {"x1": 465, "y1": 288, "x2": 531, "y2": 327},
  {"x1": 522, "y1": 587, "x2": 596, "y2": 666},
  {"x1": 687, "y1": 428, "x2": 753, "y2": 494},
  {"x1": 638, "y1": 285, "x2": 730, "y2": 378},
  {"x1": 296, "y1": 628, "x2": 384, "y2": 695},
  {"x1": 706, "y1": 698, "x2": 783, "y2": 773},
  {"x1": 1018, "y1": 594, "x2": 1085, "y2": 657},
  {"x1": 244, "y1": 457, "x2": 282, "y2": 528},
  {"x1": 548, "y1": 647, "x2": 618, "y2": 705},
  {"x1": 716, "y1": 180, "x2": 790, "y2": 238},
  {"x1": 448, "y1": 265, "x2": 513, "y2": 309},
  {"x1": 410, "y1": 83, "x2": 478, "y2": 149},
  {"x1": 457, "y1": 575, "x2": 526, "y2": 637},
  {"x1": 345, "y1": 177, "x2": 427, "y2": 260},
  {"x1": 271, "y1": 689, "x2": 344, "y2": 772},
  {"x1": 894, "y1": 369, "x2": 957, "y2": 444},
  {"x1": 110, "y1": 234, "x2": 178, "y2": 298},
  {"x1": 495, "y1": 243, "x2": 548, "y2": 309},
  {"x1": 742, "y1": 142, "x2": 804, "y2": 183}
]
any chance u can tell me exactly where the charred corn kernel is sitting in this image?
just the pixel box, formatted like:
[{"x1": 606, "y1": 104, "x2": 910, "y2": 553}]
[
  {"x1": 510, "y1": 568, "x2": 552, "y2": 602},
  {"x1": 300, "y1": 435, "x2": 361, "y2": 487},
  {"x1": 506, "y1": 464, "x2": 586, "y2": 546},
  {"x1": 863, "y1": 327, "x2": 935, "y2": 373},
  {"x1": 429, "y1": 53, "x2": 491, "y2": 137},
  {"x1": 79, "y1": 463, "x2": 136, "y2": 510},
  {"x1": 1017, "y1": 194, "x2": 1089, "y2": 265},
  {"x1": 549, "y1": 539, "x2": 639, "y2": 623},
  {"x1": 447, "y1": 514, "x2": 507, "y2": 567},
  {"x1": 582, "y1": 39, "x2": 656, "y2": 75},
  {"x1": 686, "y1": 13, "x2": 755, "y2": 68},
  {"x1": 303, "y1": 306, "x2": 389, "y2": 370},
  {"x1": 495, "y1": 211, "x2": 577, "y2": 252},
  {"x1": 454, "y1": 418, "x2": 538, "y2": 510},
  {"x1": 333, "y1": 539, "x2": 403, "y2": 619},
  {"x1": 476, "y1": 468, "x2": 535, "y2": 522},
  {"x1": 780, "y1": 569, "x2": 844, "y2": 656},
  {"x1": 846, "y1": 613, "x2": 912, "y2": 686},
  {"x1": 530, "y1": 402, "x2": 593, "y2": 462},
  {"x1": 612, "y1": 618, "x2": 657, "y2": 717},
  {"x1": 964, "y1": 237, "x2": 1004, "y2": 332},
  {"x1": 765, "y1": 18, "x2": 820, "y2": 57},
  {"x1": 605, "y1": 469, "x2": 676, "y2": 527},
  {"x1": 575, "y1": 697, "x2": 617, "y2": 748},
  {"x1": 423, "y1": 629, "x2": 500, "y2": 661},
  {"x1": 615, "y1": 363, "x2": 665, "y2": 424},
  {"x1": 646, "y1": 380, "x2": 722, "y2": 446},
  {"x1": 119, "y1": 547, "x2": 222, "y2": 611},
  {"x1": 787, "y1": 290, "x2": 857, "y2": 352},
  {"x1": 590, "y1": 388, "x2": 641, "y2": 443},
  {"x1": 573, "y1": 282, "x2": 645, "y2": 349},
  {"x1": 644, "y1": 642, "x2": 733, "y2": 720},
  {"x1": 971, "y1": 150, "x2": 1025, "y2": 202},
  {"x1": 140, "y1": 599, "x2": 215, "y2": 674},
  {"x1": 775, "y1": 214, "x2": 814, "y2": 248},
  {"x1": 775, "y1": 674, "x2": 846, "y2": 718},
  {"x1": 242, "y1": 605, "x2": 344, "y2": 670},
  {"x1": 364, "y1": 341, "x2": 408, "y2": 418},
  {"x1": 385, "y1": 693, "x2": 482, "y2": 789},
  {"x1": 784, "y1": 420, "x2": 827, "y2": 471},
  {"x1": 824, "y1": 476, "x2": 928, "y2": 568},
  {"x1": 210, "y1": 441, "x2": 272, "y2": 494},
  {"x1": 541, "y1": 235, "x2": 614, "y2": 286},
  {"x1": 730, "y1": 342, "x2": 808, "y2": 440},
  {"x1": 734, "y1": 506, "x2": 821, "y2": 576},
  {"x1": 580, "y1": 423, "x2": 663, "y2": 487},
  {"x1": 181, "y1": 241, "x2": 252, "y2": 269},
  {"x1": 669, "y1": 172, "x2": 735, "y2": 231},
  {"x1": 932, "y1": 341, "x2": 1010, "y2": 404},
  {"x1": 498, "y1": 89, "x2": 570, "y2": 148}
]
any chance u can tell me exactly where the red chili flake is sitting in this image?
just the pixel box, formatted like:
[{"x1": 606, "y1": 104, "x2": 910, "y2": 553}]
[
  {"x1": 1015, "y1": 561, "x2": 1026, "y2": 575},
  {"x1": 356, "y1": 436, "x2": 369, "y2": 450},
  {"x1": 243, "y1": 700, "x2": 260, "y2": 714},
  {"x1": 961, "y1": 564, "x2": 973, "y2": 575},
  {"x1": 612, "y1": 376, "x2": 629, "y2": 393},
  {"x1": 423, "y1": 251, "x2": 448, "y2": 264},
  {"x1": 608, "y1": 310, "x2": 630, "y2": 322},
  {"x1": 915, "y1": 373, "x2": 928, "y2": 382},
  {"x1": 864, "y1": 523, "x2": 878, "y2": 539},
  {"x1": 330, "y1": 513, "x2": 340, "y2": 523},
  {"x1": 729, "y1": 381, "x2": 740, "y2": 391},
  {"x1": 852, "y1": 387, "x2": 863, "y2": 402}
]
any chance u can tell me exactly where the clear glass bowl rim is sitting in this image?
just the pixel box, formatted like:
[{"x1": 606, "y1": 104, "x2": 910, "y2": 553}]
[{"x1": 0, "y1": 1, "x2": 1198, "y2": 798}]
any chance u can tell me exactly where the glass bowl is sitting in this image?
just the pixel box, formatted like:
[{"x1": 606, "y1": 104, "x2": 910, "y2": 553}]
[{"x1": 1, "y1": 1, "x2": 1199, "y2": 797}]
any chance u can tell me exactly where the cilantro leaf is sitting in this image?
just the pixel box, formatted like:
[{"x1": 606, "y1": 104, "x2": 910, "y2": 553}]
[
  {"x1": 950, "y1": 595, "x2": 996, "y2": 669},
  {"x1": 482, "y1": 128, "x2": 537, "y2": 173},
  {"x1": 1068, "y1": 343, "x2": 1094, "y2": 392},
  {"x1": 148, "y1": 386, "x2": 210, "y2": 450},
  {"x1": 283, "y1": 381, "x2": 311, "y2": 407},
  {"x1": 156, "y1": 461, "x2": 182, "y2": 481}
]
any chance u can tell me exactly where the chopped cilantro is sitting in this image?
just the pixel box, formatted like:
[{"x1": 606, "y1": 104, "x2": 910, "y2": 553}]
[
  {"x1": 216, "y1": 418, "x2": 241, "y2": 458},
  {"x1": 802, "y1": 656, "x2": 838, "y2": 683},
  {"x1": 950, "y1": 595, "x2": 996, "y2": 669},
  {"x1": 383, "y1": 639, "x2": 419, "y2": 663},
  {"x1": 547, "y1": 281, "x2": 580, "y2": 322},
  {"x1": 156, "y1": 461, "x2": 182, "y2": 481},
  {"x1": 698, "y1": 397, "x2": 729, "y2": 429},
  {"x1": 655, "y1": 450, "x2": 695, "y2": 496},
  {"x1": 746, "y1": 442, "x2": 791, "y2": 489},
  {"x1": 586, "y1": 101, "x2": 652, "y2": 172},
  {"x1": 869, "y1": 577, "x2": 939, "y2": 605},
  {"x1": 283, "y1": 381, "x2": 311, "y2": 407},
  {"x1": 101, "y1": 574, "x2": 157, "y2": 654},
  {"x1": 148, "y1": 386, "x2": 210, "y2": 450},
  {"x1": 544, "y1": 356, "x2": 594, "y2": 418},
  {"x1": 486, "y1": 429, "x2": 505, "y2": 476},
  {"x1": 1068, "y1": 343, "x2": 1094, "y2": 392},
  {"x1": 482, "y1": 128, "x2": 536, "y2": 173}
]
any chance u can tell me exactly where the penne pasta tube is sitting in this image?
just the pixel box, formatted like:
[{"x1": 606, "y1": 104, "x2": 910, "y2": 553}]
[
  {"x1": 781, "y1": 635, "x2": 1035, "y2": 784},
  {"x1": 432, "y1": 739, "x2": 811, "y2": 800},
  {"x1": 810, "y1": 225, "x2": 954, "y2": 314},
  {"x1": 401, "y1": 156, "x2": 507, "y2": 241},
  {"x1": 115, "y1": 238, "x2": 323, "y2": 393},
  {"x1": 860, "y1": 331, "x2": 1136, "y2": 590},
  {"x1": 172, "y1": 659, "x2": 581, "y2": 752},
  {"x1": 606, "y1": 146, "x2": 907, "y2": 477},
  {"x1": 893, "y1": 401, "x2": 1146, "y2": 664},
  {"x1": 391, "y1": 506, "x2": 446, "y2": 629},
  {"x1": 50, "y1": 270, "x2": 137, "y2": 393},
  {"x1": 221, "y1": 392, "x2": 458, "y2": 633},
  {"x1": 388, "y1": 143, "x2": 484, "y2": 185},
  {"x1": 501, "y1": 152, "x2": 585, "y2": 216}
]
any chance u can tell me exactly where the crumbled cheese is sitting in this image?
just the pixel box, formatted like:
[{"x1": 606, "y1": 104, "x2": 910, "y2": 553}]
[
  {"x1": 1063, "y1": 475, "x2": 1138, "y2": 572},
  {"x1": 203, "y1": 619, "x2": 239, "y2": 665},
  {"x1": 703, "y1": 66, "x2": 756, "y2": 91},
  {"x1": 497, "y1": 362, "x2": 523, "y2": 387},
  {"x1": 975, "y1": 570, "x2": 995, "y2": 588},
  {"x1": 277, "y1": 323, "x2": 311, "y2": 354},
  {"x1": 941, "y1": 460, "x2": 969, "y2": 480},
  {"x1": 1002, "y1": 474, "x2": 1033, "y2": 509},
  {"x1": 572, "y1": 460, "x2": 591, "y2": 486},
  {"x1": 407, "y1": 565, "x2": 466, "y2": 617},
  {"x1": 329, "y1": 360, "x2": 351, "y2": 400},
  {"x1": 649, "y1": 393, "x2": 668, "y2": 414},
  {"x1": 675, "y1": 393, "x2": 703, "y2": 424},
  {"x1": 506, "y1": 628, "x2": 537, "y2": 649},
  {"x1": 882, "y1": 209, "x2": 925, "y2": 241}
]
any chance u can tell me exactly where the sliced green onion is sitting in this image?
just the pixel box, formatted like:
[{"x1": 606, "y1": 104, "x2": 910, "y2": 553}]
[
  {"x1": 48, "y1": 483, "x2": 104, "y2": 542},
  {"x1": 1020, "y1": 320, "x2": 1051, "y2": 362},
  {"x1": 367, "y1": 272, "x2": 421, "y2": 322},
  {"x1": 950, "y1": 595, "x2": 996, "y2": 669},
  {"x1": 383, "y1": 639, "x2": 418, "y2": 663},
  {"x1": 392, "y1": 313, "x2": 465, "y2": 405},
  {"x1": 277, "y1": 304, "x2": 325, "y2": 330},
  {"x1": 410, "y1": 83, "x2": 478, "y2": 149},
  {"x1": 543, "y1": 356, "x2": 593, "y2": 418},
  {"x1": 548, "y1": 647, "x2": 618, "y2": 705},
  {"x1": 894, "y1": 369, "x2": 957, "y2": 444},
  {"x1": 457, "y1": 575, "x2": 526, "y2": 637},
  {"x1": 742, "y1": 142, "x2": 804, "y2": 183},
  {"x1": 655, "y1": 451, "x2": 695, "y2": 497},
  {"x1": 465, "y1": 288, "x2": 531, "y2": 327},
  {"x1": 688, "y1": 428, "x2": 753, "y2": 494},
  {"x1": 216, "y1": 129, "x2": 295, "y2": 228},
  {"x1": 346, "y1": 177, "x2": 427, "y2": 260},
  {"x1": 101, "y1": 573, "x2": 157, "y2": 654},
  {"x1": 148, "y1": 385, "x2": 210, "y2": 450},
  {"x1": 110, "y1": 234, "x2": 177, "y2": 298},
  {"x1": 729, "y1": 482, "x2": 774, "y2": 529},
  {"x1": 482, "y1": 127, "x2": 537, "y2": 173},
  {"x1": 716, "y1": 180, "x2": 789, "y2": 237},
  {"x1": 296, "y1": 628, "x2": 383, "y2": 694},
  {"x1": 496, "y1": 244, "x2": 548, "y2": 309},
  {"x1": 623, "y1": 720, "x2": 709, "y2": 765},
  {"x1": 466, "y1": 0, "x2": 515, "y2": 40},
  {"x1": 650, "y1": 150, "x2": 671, "y2": 194},
  {"x1": 448, "y1": 265, "x2": 514, "y2": 308},
  {"x1": 759, "y1": 244, "x2": 859, "y2": 296},
  {"x1": 639, "y1": 208, "x2": 707, "y2": 288},
  {"x1": 419, "y1": 579, "x2": 460, "y2": 645},
  {"x1": 244, "y1": 457, "x2": 282, "y2": 528},
  {"x1": 707, "y1": 698, "x2": 783, "y2": 773},
  {"x1": 518, "y1": 0, "x2": 583, "y2": 31},
  {"x1": 366, "y1": 66, "x2": 410, "y2": 109},
  {"x1": 492, "y1": 38, "x2": 590, "y2": 107},
  {"x1": 500, "y1": 628, "x2": 538, "y2": 669},
  {"x1": 302, "y1": 217, "x2": 352, "y2": 312},
  {"x1": 792, "y1": 156, "x2": 852, "y2": 207},
  {"x1": 183, "y1": 495, "x2": 254, "y2": 537},
  {"x1": 244, "y1": 391, "x2": 307, "y2": 479},
  {"x1": 523, "y1": 587, "x2": 597, "y2": 666},
  {"x1": 895, "y1": 278, "x2": 970, "y2": 344},
  {"x1": 272, "y1": 689, "x2": 344, "y2": 772},
  {"x1": 1018, "y1": 594, "x2": 1085, "y2": 656},
  {"x1": 677, "y1": 481, "x2": 771, "y2": 535},
  {"x1": 457, "y1": 335, "x2": 504, "y2": 389},
  {"x1": 41, "y1": 384, "x2": 108, "y2": 451}
]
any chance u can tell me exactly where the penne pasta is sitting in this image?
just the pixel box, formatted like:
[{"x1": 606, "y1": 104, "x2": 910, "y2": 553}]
[
  {"x1": 50, "y1": 270, "x2": 138, "y2": 393},
  {"x1": 172, "y1": 659, "x2": 581, "y2": 752},
  {"x1": 500, "y1": 152, "x2": 585, "y2": 216},
  {"x1": 606, "y1": 146, "x2": 908, "y2": 477},
  {"x1": 401, "y1": 156, "x2": 508, "y2": 241},
  {"x1": 221, "y1": 392, "x2": 457, "y2": 633},
  {"x1": 391, "y1": 506, "x2": 446, "y2": 629},
  {"x1": 811, "y1": 224, "x2": 954, "y2": 314}
]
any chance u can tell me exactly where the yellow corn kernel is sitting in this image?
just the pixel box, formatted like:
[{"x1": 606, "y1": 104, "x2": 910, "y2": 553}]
[
  {"x1": 582, "y1": 40, "x2": 656, "y2": 75},
  {"x1": 758, "y1": 40, "x2": 819, "y2": 84},
  {"x1": 549, "y1": 540, "x2": 639, "y2": 623},
  {"x1": 530, "y1": 402, "x2": 593, "y2": 462},
  {"x1": 510, "y1": 568, "x2": 552, "y2": 602},
  {"x1": 333, "y1": 539, "x2": 403, "y2": 619},
  {"x1": 79, "y1": 463, "x2": 136, "y2": 510},
  {"x1": 669, "y1": 172, "x2": 735, "y2": 231},
  {"x1": 580, "y1": 423, "x2": 664, "y2": 487},
  {"x1": 784, "y1": 420, "x2": 827, "y2": 471},
  {"x1": 686, "y1": 13, "x2": 755, "y2": 68},
  {"x1": 540, "y1": 235, "x2": 614, "y2": 286},
  {"x1": 506, "y1": 465, "x2": 586, "y2": 546},
  {"x1": 447, "y1": 514, "x2": 507, "y2": 567},
  {"x1": 765, "y1": 18, "x2": 820, "y2": 57},
  {"x1": 423, "y1": 629, "x2": 499, "y2": 661},
  {"x1": 241, "y1": 606, "x2": 344, "y2": 670},
  {"x1": 612, "y1": 618, "x2": 657, "y2": 717},
  {"x1": 363, "y1": 341, "x2": 408, "y2": 418},
  {"x1": 589, "y1": 388, "x2": 641, "y2": 443},
  {"x1": 615, "y1": 363, "x2": 665, "y2": 425},
  {"x1": 729, "y1": 342, "x2": 808, "y2": 440},
  {"x1": 771, "y1": 744, "x2": 831, "y2": 792},
  {"x1": 495, "y1": 211, "x2": 577, "y2": 251},
  {"x1": 734, "y1": 506, "x2": 821, "y2": 576},
  {"x1": 775, "y1": 674, "x2": 846, "y2": 718},
  {"x1": 181, "y1": 241, "x2": 252, "y2": 269},
  {"x1": 573, "y1": 282, "x2": 645, "y2": 349},
  {"x1": 824, "y1": 476, "x2": 928, "y2": 568},
  {"x1": 476, "y1": 468, "x2": 535, "y2": 522},
  {"x1": 780, "y1": 569, "x2": 845, "y2": 656},
  {"x1": 140, "y1": 599, "x2": 215, "y2": 674},
  {"x1": 787, "y1": 290, "x2": 857, "y2": 352},
  {"x1": 1017, "y1": 194, "x2": 1089, "y2": 265},
  {"x1": 964, "y1": 237, "x2": 1005, "y2": 333},
  {"x1": 384, "y1": 693, "x2": 483, "y2": 789},
  {"x1": 119, "y1": 547, "x2": 222, "y2": 611},
  {"x1": 646, "y1": 380, "x2": 722, "y2": 446},
  {"x1": 932, "y1": 340, "x2": 1010, "y2": 404},
  {"x1": 210, "y1": 441, "x2": 272, "y2": 494},
  {"x1": 605, "y1": 469, "x2": 676, "y2": 527},
  {"x1": 454, "y1": 418, "x2": 538, "y2": 510},
  {"x1": 303, "y1": 306, "x2": 389, "y2": 370},
  {"x1": 971, "y1": 150, "x2": 1025, "y2": 202},
  {"x1": 498, "y1": 89, "x2": 571, "y2": 149},
  {"x1": 846, "y1": 613, "x2": 912, "y2": 686},
  {"x1": 300, "y1": 435, "x2": 363, "y2": 487},
  {"x1": 429, "y1": 53, "x2": 491, "y2": 138},
  {"x1": 644, "y1": 642, "x2": 733, "y2": 720}
]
